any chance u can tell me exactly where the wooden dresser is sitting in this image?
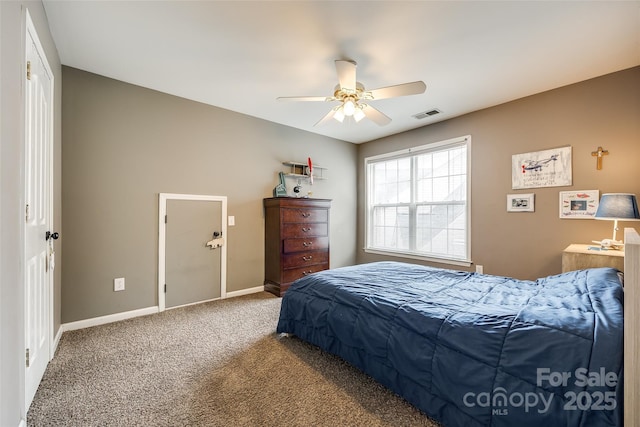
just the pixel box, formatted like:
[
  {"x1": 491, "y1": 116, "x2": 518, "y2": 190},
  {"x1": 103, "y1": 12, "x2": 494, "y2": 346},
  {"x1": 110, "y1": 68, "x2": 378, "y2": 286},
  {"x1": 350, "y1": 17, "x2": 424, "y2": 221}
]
[{"x1": 263, "y1": 197, "x2": 331, "y2": 296}]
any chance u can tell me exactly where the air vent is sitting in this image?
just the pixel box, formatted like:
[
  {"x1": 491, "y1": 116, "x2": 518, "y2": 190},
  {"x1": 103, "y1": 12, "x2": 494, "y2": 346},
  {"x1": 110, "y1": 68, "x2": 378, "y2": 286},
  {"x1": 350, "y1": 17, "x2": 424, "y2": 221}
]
[{"x1": 413, "y1": 109, "x2": 442, "y2": 120}]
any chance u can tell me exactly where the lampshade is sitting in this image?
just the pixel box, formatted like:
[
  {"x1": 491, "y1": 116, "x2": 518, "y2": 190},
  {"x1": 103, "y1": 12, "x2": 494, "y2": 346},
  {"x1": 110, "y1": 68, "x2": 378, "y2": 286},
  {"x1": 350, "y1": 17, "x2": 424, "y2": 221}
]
[
  {"x1": 593, "y1": 193, "x2": 640, "y2": 247},
  {"x1": 594, "y1": 193, "x2": 640, "y2": 221}
]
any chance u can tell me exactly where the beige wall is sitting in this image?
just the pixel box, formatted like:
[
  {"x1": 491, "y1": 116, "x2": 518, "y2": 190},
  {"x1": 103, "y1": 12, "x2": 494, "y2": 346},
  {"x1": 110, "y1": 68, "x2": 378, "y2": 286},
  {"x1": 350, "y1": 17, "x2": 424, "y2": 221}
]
[
  {"x1": 1, "y1": 1, "x2": 62, "y2": 424},
  {"x1": 357, "y1": 66, "x2": 640, "y2": 280},
  {"x1": 60, "y1": 66, "x2": 640, "y2": 319},
  {"x1": 61, "y1": 67, "x2": 357, "y2": 323}
]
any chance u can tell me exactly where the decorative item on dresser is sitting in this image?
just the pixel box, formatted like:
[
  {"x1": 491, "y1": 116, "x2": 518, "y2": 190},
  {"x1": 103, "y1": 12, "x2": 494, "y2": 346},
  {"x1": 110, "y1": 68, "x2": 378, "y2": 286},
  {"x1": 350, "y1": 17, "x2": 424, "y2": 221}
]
[{"x1": 263, "y1": 197, "x2": 331, "y2": 296}]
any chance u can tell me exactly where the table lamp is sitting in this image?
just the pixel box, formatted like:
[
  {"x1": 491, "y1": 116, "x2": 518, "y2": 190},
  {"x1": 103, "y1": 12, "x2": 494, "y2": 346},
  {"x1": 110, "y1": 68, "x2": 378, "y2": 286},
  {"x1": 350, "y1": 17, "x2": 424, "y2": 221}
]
[{"x1": 593, "y1": 193, "x2": 640, "y2": 249}]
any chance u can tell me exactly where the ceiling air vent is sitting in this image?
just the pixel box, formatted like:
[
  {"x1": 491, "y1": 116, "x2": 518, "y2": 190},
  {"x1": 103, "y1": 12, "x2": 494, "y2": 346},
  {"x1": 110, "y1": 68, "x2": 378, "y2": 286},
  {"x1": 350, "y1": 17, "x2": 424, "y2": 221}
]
[{"x1": 413, "y1": 109, "x2": 441, "y2": 120}]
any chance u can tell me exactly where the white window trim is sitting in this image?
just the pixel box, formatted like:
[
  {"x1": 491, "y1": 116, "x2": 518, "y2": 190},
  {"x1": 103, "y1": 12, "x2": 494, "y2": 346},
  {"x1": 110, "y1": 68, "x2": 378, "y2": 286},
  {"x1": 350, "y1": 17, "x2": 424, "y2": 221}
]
[{"x1": 364, "y1": 135, "x2": 472, "y2": 267}]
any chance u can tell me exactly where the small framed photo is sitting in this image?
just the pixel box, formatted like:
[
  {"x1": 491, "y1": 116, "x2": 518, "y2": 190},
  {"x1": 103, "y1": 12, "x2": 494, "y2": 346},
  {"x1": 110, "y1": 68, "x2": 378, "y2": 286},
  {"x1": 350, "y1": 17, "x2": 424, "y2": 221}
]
[
  {"x1": 559, "y1": 190, "x2": 599, "y2": 219},
  {"x1": 507, "y1": 193, "x2": 535, "y2": 212}
]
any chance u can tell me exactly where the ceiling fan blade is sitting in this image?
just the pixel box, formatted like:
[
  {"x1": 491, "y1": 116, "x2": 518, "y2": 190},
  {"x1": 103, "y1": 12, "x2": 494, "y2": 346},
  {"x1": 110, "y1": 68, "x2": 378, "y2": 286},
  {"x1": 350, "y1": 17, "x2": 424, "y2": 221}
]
[
  {"x1": 362, "y1": 104, "x2": 391, "y2": 126},
  {"x1": 314, "y1": 108, "x2": 338, "y2": 127},
  {"x1": 335, "y1": 60, "x2": 357, "y2": 92},
  {"x1": 277, "y1": 96, "x2": 332, "y2": 102},
  {"x1": 367, "y1": 81, "x2": 426, "y2": 100}
]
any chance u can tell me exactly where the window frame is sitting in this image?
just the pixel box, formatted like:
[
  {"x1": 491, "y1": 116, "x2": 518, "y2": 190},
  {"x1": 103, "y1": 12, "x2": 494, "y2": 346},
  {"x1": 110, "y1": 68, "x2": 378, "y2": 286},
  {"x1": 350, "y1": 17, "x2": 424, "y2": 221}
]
[{"x1": 364, "y1": 135, "x2": 472, "y2": 267}]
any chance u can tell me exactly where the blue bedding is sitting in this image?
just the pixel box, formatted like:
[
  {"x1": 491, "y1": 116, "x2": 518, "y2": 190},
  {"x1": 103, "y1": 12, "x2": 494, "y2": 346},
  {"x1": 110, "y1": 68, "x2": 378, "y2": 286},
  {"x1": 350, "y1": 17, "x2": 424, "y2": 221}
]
[{"x1": 276, "y1": 261, "x2": 623, "y2": 427}]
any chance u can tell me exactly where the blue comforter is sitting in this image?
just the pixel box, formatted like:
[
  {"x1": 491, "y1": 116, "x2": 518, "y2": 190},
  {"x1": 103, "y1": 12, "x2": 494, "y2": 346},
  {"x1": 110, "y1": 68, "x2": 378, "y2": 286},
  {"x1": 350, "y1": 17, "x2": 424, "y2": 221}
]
[{"x1": 276, "y1": 261, "x2": 623, "y2": 427}]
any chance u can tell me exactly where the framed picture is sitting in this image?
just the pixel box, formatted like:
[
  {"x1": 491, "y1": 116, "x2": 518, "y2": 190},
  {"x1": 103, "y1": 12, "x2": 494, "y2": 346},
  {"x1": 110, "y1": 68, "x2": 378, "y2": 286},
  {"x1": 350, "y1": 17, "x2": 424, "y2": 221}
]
[
  {"x1": 507, "y1": 193, "x2": 535, "y2": 212},
  {"x1": 559, "y1": 190, "x2": 599, "y2": 219},
  {"x1": 512, "y1": 146, "x2": 572, "y2": 189}
]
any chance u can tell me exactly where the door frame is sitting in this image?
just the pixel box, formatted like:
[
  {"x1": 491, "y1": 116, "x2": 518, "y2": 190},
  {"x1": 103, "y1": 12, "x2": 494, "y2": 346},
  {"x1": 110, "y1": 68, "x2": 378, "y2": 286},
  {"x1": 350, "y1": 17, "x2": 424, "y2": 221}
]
[
  {"x1": 23, "y1": 8, "x2": 55, "y2": 412},
  {"x1": 158, "y1": 193, "x2": 227, "y2": 311}
]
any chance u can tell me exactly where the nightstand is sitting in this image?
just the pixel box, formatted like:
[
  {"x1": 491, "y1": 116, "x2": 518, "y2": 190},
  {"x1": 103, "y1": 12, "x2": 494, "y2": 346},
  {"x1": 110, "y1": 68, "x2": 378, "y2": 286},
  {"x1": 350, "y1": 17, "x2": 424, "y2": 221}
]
[{"x1": 562, "y1": 244, "x2": 624, "y2": 273}]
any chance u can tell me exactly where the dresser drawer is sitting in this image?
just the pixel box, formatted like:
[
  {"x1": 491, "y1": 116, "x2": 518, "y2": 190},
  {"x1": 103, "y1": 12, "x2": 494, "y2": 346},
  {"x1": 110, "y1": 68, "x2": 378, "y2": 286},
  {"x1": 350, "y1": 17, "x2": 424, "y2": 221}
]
[
  {"x1": 283, "y1": 236, "x2": 329, "y2": 253},
  {"x1": 282, "y1": 208, "x2": 328, "y2": 224},
  {"x1": 282, "y1": 263, "x2": 329, "y2": 283},
  {"x1": 282, "y1": 223, "x2": 328, "y2": 238},
  {"x1": 283, "y1": 251, "x2": 329, "y2": 269}
]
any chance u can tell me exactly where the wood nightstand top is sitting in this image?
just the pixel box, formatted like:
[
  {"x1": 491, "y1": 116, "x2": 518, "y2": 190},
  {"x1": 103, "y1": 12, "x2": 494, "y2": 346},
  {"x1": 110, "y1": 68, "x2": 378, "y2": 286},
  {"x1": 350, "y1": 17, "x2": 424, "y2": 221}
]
[{"x1": 563, "y1": 244, "x2": 624, "y2": 258}]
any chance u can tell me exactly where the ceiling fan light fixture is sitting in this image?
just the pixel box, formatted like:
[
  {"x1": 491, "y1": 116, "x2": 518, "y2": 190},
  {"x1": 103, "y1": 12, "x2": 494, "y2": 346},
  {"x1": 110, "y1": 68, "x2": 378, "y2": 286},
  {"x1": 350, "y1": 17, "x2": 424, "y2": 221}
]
[
  {"x1": 343, "y1": 99, "x2": 356, "y2": 116},
  {"x1": 280, "y1": 59, "x2": 426, "y2": 128}
]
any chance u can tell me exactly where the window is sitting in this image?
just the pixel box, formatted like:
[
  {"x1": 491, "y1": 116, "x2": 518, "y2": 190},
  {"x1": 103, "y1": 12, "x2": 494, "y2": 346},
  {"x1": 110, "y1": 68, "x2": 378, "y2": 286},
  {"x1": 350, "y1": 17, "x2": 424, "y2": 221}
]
[{"x1": 365, "y1": 136, "x2": 470, "y2": 265}]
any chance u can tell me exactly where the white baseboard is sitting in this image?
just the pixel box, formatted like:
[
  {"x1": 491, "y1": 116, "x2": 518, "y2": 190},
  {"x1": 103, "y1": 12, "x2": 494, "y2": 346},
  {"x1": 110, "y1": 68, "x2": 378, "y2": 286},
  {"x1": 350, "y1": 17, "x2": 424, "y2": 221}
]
[
  {"x1": 226, "y1": 286, "x2": 264, "y2": 298},
  {"x1": 52, "y1": 325, "x2": 63, "y2": 354},
  {"x1": 165, "y1": 297, "x2": 219, "y2": 311},
  {"x1": 18, "y1": 419, "x2": 26, "y2": 427},
  {"x1": 61, "y1": 306, "x2": 159, "y2": 332},
  {"x1": 164, "y1": 286, "x2": 266, "y2": 311},
  {"x1": 59, "y1": 287, "x2": 265, "y2": 333}
]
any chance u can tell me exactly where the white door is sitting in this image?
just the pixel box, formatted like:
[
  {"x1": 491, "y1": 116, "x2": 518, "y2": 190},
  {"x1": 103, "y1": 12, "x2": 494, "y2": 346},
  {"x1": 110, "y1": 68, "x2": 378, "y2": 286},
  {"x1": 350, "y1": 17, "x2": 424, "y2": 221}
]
[
  {"x1": 158, "y1": 194, "x2": 227, "y2": 311},
  {"x1": 24, "y1": 10, "x2": 54, "y2": 410}
]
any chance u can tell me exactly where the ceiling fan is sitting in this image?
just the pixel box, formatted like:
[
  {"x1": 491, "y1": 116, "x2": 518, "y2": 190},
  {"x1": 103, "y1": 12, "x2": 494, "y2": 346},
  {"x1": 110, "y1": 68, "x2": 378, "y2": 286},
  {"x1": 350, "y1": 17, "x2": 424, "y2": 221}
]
[{"x1": 277, "y1": 60, "x2": 426, "y2": 126}]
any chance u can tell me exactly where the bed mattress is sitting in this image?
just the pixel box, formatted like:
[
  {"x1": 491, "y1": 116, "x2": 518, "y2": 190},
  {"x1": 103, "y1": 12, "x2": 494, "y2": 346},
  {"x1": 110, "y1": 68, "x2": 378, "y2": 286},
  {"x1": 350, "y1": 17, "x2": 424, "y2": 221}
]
[{"x1": 276, "y1": 261, "x2": 623, "y2": 427}]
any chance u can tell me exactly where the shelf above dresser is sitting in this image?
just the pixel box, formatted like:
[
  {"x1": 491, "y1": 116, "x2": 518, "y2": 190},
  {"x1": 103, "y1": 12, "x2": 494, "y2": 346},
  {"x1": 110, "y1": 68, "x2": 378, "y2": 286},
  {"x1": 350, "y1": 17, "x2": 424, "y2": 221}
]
[{"x1": 282, "y1": 161, "x2": 327, "y2": 180}]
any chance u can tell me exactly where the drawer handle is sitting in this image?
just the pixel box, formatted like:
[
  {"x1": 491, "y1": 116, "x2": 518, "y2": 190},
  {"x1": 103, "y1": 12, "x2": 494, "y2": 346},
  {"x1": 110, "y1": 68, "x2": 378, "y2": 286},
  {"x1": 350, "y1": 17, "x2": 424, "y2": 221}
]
[
  {"x1": 302, "y1": 227, "x2": 311, "y2": 232},
  {"x1": 301, "y1": 212, "x2": 311, "y2": 217},
  {"x1": 302, "y1": 241, "x2": 313, "y2": 247},
  {"x1": 302, "y1": 270, "x2": 313, "y2": 276},
  {"x1": 302, "y1": 256, "x2": 313, "y2": 261}
]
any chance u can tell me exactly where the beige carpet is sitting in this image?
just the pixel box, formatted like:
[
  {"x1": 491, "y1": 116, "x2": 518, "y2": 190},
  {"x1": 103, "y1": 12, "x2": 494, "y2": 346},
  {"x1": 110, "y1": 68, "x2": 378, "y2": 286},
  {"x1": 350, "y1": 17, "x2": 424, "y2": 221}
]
[{"x1": 27, "y1": 292, "x2": 439, "y2": 426}]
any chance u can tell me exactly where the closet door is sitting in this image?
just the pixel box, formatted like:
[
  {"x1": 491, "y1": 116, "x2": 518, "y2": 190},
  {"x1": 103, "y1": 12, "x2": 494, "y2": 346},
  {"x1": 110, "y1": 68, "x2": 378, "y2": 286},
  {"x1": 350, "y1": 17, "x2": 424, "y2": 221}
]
[{"x1": 165, "y1": 199, "x2": 222, "y2": 308}]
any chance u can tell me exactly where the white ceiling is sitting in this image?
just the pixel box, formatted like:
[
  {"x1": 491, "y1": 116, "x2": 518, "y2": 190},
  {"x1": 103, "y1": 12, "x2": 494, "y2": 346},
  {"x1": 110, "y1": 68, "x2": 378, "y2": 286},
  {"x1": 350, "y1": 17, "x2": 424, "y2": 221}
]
[{"x1": 42, "y1": 1, "x2": 640, "y2": 144}]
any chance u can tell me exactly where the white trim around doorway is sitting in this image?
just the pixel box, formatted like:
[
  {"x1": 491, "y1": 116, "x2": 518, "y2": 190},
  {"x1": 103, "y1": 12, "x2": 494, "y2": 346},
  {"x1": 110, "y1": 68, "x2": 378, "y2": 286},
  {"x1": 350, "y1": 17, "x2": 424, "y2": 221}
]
[{"x1": 158, "y1": 193, "x2": 228, "y2": 312}]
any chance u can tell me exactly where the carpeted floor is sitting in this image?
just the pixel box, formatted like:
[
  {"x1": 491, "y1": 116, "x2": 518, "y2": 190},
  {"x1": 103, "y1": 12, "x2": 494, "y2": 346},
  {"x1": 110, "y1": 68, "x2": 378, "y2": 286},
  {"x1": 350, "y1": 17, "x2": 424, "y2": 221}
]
[{"x1": 27, "y1": 292, "x2": 440, "y2": 426}]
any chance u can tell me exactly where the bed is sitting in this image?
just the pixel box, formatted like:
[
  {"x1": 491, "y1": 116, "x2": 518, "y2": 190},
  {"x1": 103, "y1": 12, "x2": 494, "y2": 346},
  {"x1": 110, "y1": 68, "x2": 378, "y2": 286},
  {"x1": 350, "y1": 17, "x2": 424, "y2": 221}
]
[{"x1": 276, "y1": 230, "x2": 640, "y2": 427}]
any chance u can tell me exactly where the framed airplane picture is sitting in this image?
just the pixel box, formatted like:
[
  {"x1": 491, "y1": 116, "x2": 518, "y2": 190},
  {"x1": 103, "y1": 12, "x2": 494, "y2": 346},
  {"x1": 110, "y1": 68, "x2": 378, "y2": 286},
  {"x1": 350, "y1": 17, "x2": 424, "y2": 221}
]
[{"x1": 512, "y1": 146, "x2": 572, "y2": 189}]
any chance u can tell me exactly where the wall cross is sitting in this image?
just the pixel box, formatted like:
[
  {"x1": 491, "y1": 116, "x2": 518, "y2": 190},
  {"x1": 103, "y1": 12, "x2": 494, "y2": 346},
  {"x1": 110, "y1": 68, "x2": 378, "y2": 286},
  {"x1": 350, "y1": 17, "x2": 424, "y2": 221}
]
[{"x1": 591, "y1": 146, "x2": 609, "y2": 170}]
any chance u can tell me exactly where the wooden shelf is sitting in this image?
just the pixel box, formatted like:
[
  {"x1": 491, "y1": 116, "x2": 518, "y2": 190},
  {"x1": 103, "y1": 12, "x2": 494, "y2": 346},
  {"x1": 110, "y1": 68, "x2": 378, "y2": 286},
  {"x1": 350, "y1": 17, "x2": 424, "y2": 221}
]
[{"x1": 282, "y1": 161, "x2": 327, "y2": 180}]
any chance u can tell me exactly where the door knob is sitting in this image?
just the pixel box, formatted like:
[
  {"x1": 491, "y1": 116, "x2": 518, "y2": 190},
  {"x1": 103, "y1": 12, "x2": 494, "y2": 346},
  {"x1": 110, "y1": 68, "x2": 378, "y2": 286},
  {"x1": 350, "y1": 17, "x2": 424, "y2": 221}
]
[{"x1": 46, "y1": 231, "x2": 59, "y2": 240}]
